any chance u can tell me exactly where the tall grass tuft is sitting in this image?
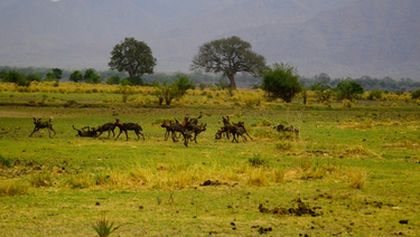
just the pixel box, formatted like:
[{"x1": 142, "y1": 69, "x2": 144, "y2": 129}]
[
  {"x1": 30, "y1": 172, "x2": 54, "y2": 187},
  {"x1": 66, "y1": 174, "x2": 93, "y2": 189},
  {"x1": 248, "y1": 155, "x2": 267, "y2": 167},
  {"x1": 0, "y1": 180, "x2": 29, "y2": 196},
  {"x1": 247, "y1": 168, "x2": 268, "y2": 186},
  {"x1": 348, "y1": 169, "x2": 367, "y2": 189},
  {"x1": 92, "y1": 217, "x2": 121, "y2": 237}
]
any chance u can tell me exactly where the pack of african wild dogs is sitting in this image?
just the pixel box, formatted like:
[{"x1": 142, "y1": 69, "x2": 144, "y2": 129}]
[{"x1": 29, "y1": 113, "x2": 299, "y2": 147}]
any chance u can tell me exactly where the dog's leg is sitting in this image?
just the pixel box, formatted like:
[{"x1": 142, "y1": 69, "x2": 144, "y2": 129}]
[{"x1": 29, "y1": 128, "x2": 39, "y2": 137}]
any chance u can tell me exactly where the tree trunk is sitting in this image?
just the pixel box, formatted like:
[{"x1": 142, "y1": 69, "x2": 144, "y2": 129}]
[{"x1": 227, "y1": 74, "x2": 237, "y2": 90}]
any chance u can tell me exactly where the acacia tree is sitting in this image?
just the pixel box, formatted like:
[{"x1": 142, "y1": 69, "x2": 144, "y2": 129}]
[
  {"x1": 109, "y1": 37, "x2": 156, "y2": 85},
  {"x1": 191, "y1": 36, "x2": 266, "y2": 89}
]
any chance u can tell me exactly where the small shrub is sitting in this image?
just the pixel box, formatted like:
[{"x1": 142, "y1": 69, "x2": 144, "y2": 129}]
[
  {"x1": 0, "y1": 180, "x2": 29, "y2": 196},
  {"x1": 248, "y1": 155, "x2": 267, "y2": 167},
  {"x1": 92, "y1": 217, "x2": 121, "y2": 237},
  {"x1": 411, "y1": 88, "x2": 420, "y2": 100},
  {"x1": 0, "y1": 155, "x2": 13, "y2": 168}
]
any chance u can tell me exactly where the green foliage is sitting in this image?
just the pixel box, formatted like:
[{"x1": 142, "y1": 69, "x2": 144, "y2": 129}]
[
  {"x1": 84, "y1": 68, "x2": 101, "y2": 84},
  {"x1": 126, "y1": 76, "x2": 143, "y2": 86},
  {"x1": 411, "y1": 88, "x2": 420, "y2": 99},
  {"x1": 92, "y1": 217, "x2": 120, "y2": 237},
  {"x1": 0, "y1": 70, "x2": 31, "y2": 86},
  {"x1": 192, "y1": 35, "x2": 266, "y2": 89},
  {"x1": 106, "y1": 75, "x2": 121, "y2": 85},
  {"x1": 173, "y1": 74, "x2": 195, "y2": 95},
  {"x1": 109, "y1": 37, "x2": 156, "y2": 82},
  {"x1": 154, "y1": 74, "x2": 194, "y2": 107},
  {"x1": 315, "y1": 89, "x2": 334, "y2": 104},
  {"x1": 52, "y1": 68, "x2": 63, "y2": 80},
  {"x1": 248, "y1": 155, "x2": 267, "y2": 167},
  {"x1": 336, "y1": 80, "x2": 364, "y2": 100},
  {"x1": 69, "y1": 70, "x2": 83, "y2": 83},
  {"x1": 45, "y1": 68, "x2": 62, "y2": 81},
  {"x1": 261, "y1": 63, "x2": 302, "y2": 103},
  {"x1": 0, "y1": 155, "x2": 13, "y2": 168}
]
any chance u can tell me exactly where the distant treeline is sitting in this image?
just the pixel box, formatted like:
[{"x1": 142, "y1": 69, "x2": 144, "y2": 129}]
[
  {"x1": 300, "y1": 73, "x2": 420, "y2": 92},
  {"x1": 1, "y1": 66, "x2": 419, "y2": 92}
]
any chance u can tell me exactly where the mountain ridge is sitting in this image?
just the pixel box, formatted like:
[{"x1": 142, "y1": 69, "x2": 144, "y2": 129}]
[{"x1": 0, "y1": 0, "x2": 419, "y2": 79}]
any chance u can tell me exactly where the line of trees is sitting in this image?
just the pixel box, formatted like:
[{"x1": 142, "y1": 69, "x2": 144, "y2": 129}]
[{"x1": 1, "y1": 35, "x2": 419, "y2": 104}]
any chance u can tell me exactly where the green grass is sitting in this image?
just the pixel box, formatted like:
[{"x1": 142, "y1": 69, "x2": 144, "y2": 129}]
[{"x1": 0, "y1": 88, "x2": 419, "y2": 236}]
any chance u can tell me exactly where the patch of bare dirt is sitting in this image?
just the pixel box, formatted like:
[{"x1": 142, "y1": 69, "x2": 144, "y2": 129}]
[{"x1": 258, "y1": 198, "x2": 322, "y2": 217}]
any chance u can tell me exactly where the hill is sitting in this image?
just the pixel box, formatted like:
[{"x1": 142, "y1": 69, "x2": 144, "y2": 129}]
[{"x1": 0, "y1": 0, "x2": 419, "y2": 79}]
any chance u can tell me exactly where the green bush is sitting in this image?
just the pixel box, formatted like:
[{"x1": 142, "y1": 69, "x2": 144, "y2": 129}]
[
  {"x1": 411, "y1": 88, "x2": 420, "y2": 99},
  {"x1": 248, "y1": 155, "x2": 267, "y2": 167},
  {"x1": 336, "y1": 80, "x2": 364, "y2": 100},
  {"x1": 92, "y1": 217, "x2": 121, "y2": 237},
  {"x1": 262, "y1": 63, "x2": 302, "y2": 103}
]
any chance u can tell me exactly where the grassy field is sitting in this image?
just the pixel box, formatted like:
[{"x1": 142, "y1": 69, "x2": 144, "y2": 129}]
[{"x1": 0, "y1": 83, "x2": 419, "y2": 236}]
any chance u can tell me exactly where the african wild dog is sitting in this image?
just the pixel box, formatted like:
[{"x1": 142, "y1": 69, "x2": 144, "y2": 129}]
[
  {"x1": 29, "y1": 117, "x2": 56, "y2": 138},
  {"x1": 273, "y1": 124, "x2": 299, "y2": 138},
  {"x1": 215, "y1": 116, "x2": 252, "y2": 143},
  {"x1": 114, "y1": 119, "x2": 145, "y2": 141},
  {"x1": 72, "y1": 125, "x2": 97, "y2": 137},
  {"x1": 95, "y1": 122, "x2": 117, "y2": 138},
  {"x1": 161, "y1": 113, "x2": 206, "y2": 147},
  {"x1": 161, "y1": 120, "x2": 181, "y2": 141},
  {"x1": 189, "y1": 123, "x2": 207, "y2": 143}
]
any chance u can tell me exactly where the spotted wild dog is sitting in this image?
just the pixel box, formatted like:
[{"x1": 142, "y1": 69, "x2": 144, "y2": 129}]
[
  {"x1": 95, "y1": 122, "x2": 117, "y2": 138},
  {"x1": 114, "y1": 119, "x2": 145, "y2": 141},
  {"x1": 72, "y1": 125, "x2": 97, "y2": 137},
  {"x1": 29, "y1": 117, "x2": 56, "y2": 138}
]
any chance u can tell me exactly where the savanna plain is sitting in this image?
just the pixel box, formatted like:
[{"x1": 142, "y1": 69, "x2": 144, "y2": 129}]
[{"x1": 0, "y1": 83, "x2": 419, "y2": 237}]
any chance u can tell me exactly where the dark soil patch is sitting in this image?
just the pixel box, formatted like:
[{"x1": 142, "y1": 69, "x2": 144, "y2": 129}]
[
  {"x1": 199, "y1": 180, "x2": 227, "y2": 186},
  {"x1": 399, "y1": 220, "x2": 408, "y2": 224},
  {"x1": 251, "y1": 225, "x2": 273, "y2": 235},
  {"x1": 259, "y1": 198, "x2": 321, "y2": 217}
]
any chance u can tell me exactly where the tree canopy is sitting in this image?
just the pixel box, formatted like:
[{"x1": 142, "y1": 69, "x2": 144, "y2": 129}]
[
  {"x1": 109, "y1": 37, "x2": 156, "y2": 85},
  {"x1": 261, "y1": 63, "x2": 302, "y2": 103},
  {"x1": 83, "y1": 68, "x2": 101, "y2": 84},
  {"x1": 336, "y1": 80, "x2": 364, "y2": 100},
  {"x1": 191, "y1": 36, "x2": 266, "y2": 89}
]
